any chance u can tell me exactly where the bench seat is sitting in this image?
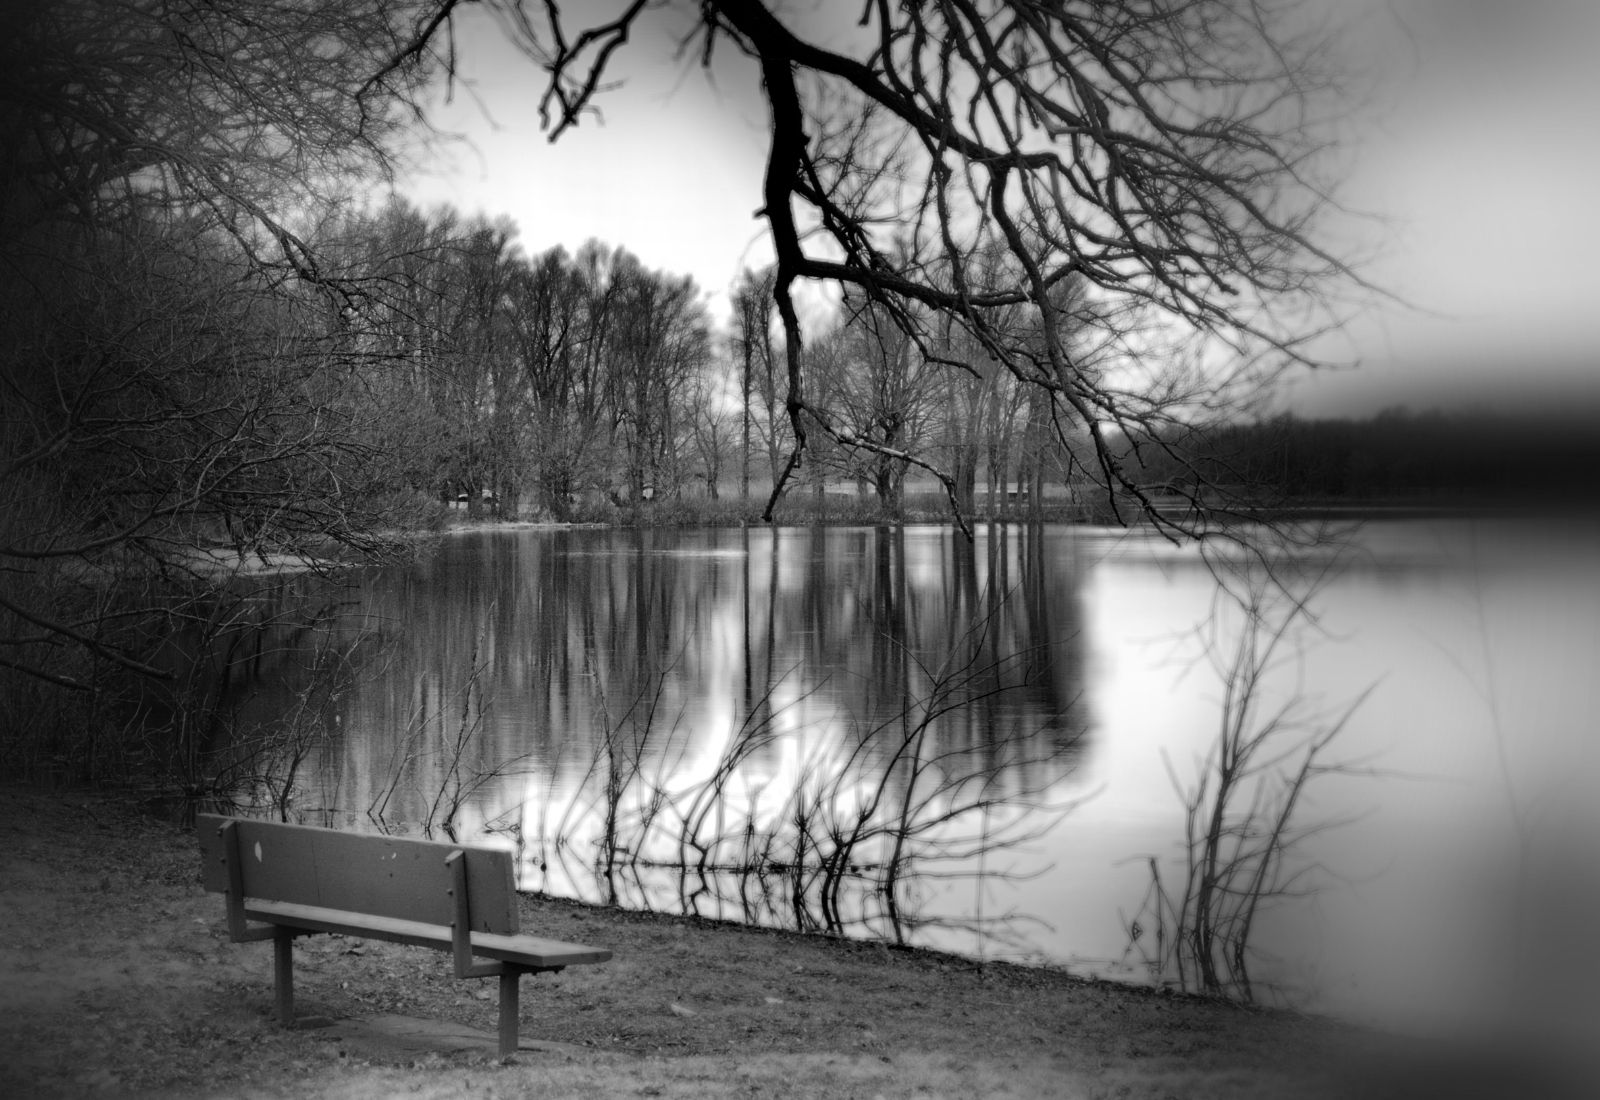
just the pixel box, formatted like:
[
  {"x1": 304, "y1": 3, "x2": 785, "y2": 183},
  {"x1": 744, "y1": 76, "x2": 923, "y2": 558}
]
[{"x1": 241, "y1": 899, "x2": 612, "y2": 969}]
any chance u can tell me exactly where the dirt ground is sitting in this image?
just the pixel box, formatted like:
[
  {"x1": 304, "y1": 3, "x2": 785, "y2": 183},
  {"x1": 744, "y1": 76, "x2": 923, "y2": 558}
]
[{"x1": 0, "y1": 786, "x2": 1588, "y2": 1099}]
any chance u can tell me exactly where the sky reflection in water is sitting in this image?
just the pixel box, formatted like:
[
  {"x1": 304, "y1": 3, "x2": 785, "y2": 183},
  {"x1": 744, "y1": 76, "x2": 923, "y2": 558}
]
[{"x1": 220, "y1": 520, "x2": 1600, "y2": 1029}]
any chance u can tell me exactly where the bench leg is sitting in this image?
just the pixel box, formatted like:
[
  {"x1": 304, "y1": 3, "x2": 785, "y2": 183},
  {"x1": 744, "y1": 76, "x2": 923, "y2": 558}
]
[
  {"x1": 274, "y1": 927, "x2": 295, "y2": 1026},
  {"x1": 498, "y1": 969, "x2": 520, "y2": 1058}
]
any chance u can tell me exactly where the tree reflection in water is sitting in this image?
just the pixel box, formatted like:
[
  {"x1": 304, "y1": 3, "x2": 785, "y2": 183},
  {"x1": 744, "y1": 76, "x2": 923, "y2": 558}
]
[{"x1": 207, "y1": 525, "x2": 1095, "y2": 955}]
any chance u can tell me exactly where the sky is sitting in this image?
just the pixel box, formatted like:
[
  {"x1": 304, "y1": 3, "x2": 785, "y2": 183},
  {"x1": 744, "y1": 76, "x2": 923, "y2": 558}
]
[
  {"x1": 396, "y1": 0, "x2": 1600, "y2": 418},
  {"x1": 399, "y1": 4, "x2": 775, "y2": 319},
  {"x1": 1286, "y1": 0, "x2": 1600, "y2": 414}
]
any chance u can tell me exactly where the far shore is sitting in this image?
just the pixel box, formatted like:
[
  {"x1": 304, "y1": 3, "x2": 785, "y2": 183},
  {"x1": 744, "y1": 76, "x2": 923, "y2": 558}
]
[{"x1": 428, "y1": 491, "x2": 1567, "y2": 534}]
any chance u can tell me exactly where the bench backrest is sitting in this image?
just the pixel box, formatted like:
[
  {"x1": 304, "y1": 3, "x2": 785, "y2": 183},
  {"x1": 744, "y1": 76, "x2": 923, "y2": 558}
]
[{"x1": 197, "y1": 815, "x2": 519, "y2": 935}]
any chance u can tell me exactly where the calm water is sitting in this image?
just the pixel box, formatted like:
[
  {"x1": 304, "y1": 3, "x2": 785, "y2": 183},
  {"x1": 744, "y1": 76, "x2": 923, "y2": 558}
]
[{"x1": 218, "y1": 519, "x2": 1600, "y2": 1029}]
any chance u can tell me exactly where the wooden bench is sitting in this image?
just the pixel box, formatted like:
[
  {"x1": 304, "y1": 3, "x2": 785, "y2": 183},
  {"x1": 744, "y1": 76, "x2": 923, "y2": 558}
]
[{"x1": 197, "y1": 814, "x2": 610, "y2": 1057}]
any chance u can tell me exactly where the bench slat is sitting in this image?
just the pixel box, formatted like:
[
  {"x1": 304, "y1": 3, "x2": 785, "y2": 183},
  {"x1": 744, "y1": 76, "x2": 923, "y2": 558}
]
[
  {"x1": 244, "y1": 899, "x2": 612, "y2": 968},
  {"x1": 197, "y1": 815, "x2": 518, "y2": 934}
]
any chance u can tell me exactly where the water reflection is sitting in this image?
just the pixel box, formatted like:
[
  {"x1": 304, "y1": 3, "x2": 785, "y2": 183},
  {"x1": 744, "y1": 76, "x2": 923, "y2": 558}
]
[
  {"x1": 216, "y1": 524, "x2": 1091, "y2": 947},
  {"x1": 192, "y1": 519, "x2": 1600, "y2": 1025}
]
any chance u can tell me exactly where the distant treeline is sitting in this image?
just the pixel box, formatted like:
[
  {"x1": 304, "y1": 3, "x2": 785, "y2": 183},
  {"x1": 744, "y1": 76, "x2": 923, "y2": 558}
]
[{"x1": 1117, "y1": 409, "x2": 1600, "y2": 507}]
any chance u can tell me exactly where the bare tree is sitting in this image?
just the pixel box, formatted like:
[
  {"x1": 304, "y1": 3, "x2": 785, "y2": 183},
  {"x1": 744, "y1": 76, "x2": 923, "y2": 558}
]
[
  {"x1": 809, "y1": 299, "x2": 942, "y2": 514},
  {"x1": 605, "y1": 254, "x2": 710, "y2": 503},
  {"x1": 504, "y1": 244, "x2": 590, "y2": 516},
  {"x1": 684, "y1": 361, "x2": 739, "y2": 500},
  {"x1": 730, "y1": 265, "x2": 787, "y2": 495},
  {"x1": 0, "y1": 0, "x2": 441, "y2": 770},
  {"x1": 2, "y1": 1, "x2": 433, "y2": 287},
  {"x1": 404, "y1": 0, "x2": 1366, "y2": 534},
  {"x1": 331, "y1": 202, "x2": 527, "y2": 515}
]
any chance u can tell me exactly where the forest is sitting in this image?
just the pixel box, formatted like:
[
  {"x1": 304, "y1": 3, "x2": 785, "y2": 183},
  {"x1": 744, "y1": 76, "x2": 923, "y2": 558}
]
[
  {"x1": 1113, "y1": 408, "x2": 1600, "y2": 511},
  {"x1": 234, "y1": 200, "x2": 1107, "y2": 524}
]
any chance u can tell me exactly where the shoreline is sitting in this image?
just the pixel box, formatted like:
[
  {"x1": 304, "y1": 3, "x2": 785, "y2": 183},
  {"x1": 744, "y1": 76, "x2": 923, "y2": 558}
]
[{"x1": 2, "y1": 785, "x2": 1586, "y2": 1099}]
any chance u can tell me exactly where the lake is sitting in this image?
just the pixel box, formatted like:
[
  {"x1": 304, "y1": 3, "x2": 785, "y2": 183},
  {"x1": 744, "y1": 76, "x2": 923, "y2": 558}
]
[{"x1": 214, "y1": 518, "x2": 1600, "y2": 1031}]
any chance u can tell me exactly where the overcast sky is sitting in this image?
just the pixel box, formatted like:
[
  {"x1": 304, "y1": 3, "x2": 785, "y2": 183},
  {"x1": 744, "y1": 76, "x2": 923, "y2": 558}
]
[
  {"x1": 397, "y1": 0, "x2": 1600, "y2": 417},
  {"x1": 399, "y1": 5, "x2": 772, "y2": 317}
]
